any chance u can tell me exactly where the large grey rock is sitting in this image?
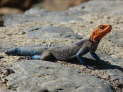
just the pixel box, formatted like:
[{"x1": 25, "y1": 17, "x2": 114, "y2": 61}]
[
  {"x1": 25, "y1": 25, "x2": 82, "y2": 39},
  {"x1": 3, "y1": 11, "x2": 82, "y2": 26},
  {"x1": 3, "y1": 0, "x2": 123, "y2": 26},
  {"x1": 108, "y1": 31, "x2": 123, "y2": 47},
  {"x1": 0, "y1": 43, "x2": 16, "y2": 52},
  {"x1": 6, "y1": 60, "x2": 113, "y2": 92},
  {"x1": 68, "y1": 0, "x2": 123, "y2": 15},
  {"x1": 1, "y1": 0, "x2": 123, "y2": 92}
]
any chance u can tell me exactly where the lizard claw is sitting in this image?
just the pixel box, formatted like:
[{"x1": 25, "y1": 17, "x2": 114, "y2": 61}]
[{"x1": 84, "y1": 64, "x2": 95, "y2": 69}]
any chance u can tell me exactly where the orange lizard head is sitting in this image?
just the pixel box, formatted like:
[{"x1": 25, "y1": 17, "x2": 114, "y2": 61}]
[{"x1": 90, "y1": 24, "x2": 112, "y2": 42}]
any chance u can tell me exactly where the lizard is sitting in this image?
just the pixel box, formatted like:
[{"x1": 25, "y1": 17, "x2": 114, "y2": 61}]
[{"x1": 5, "y1": 24, "x2": 112, "y2": 67}]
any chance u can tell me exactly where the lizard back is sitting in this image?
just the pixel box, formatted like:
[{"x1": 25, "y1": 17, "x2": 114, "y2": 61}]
[{"x1": 49, "y1": 39, "x2": 90, "y2": 60}]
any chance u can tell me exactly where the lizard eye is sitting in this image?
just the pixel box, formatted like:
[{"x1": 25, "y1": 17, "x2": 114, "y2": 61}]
[{"x1": 98, "y1": 25, "x2": 104, "y2": 29}]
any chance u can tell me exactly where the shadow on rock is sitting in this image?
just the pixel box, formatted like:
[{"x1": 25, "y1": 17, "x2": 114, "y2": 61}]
[
  {"x1": 68, "y1": 58, "x2": 123, "y2": 71},
  {"x1": 24, "y1": 56, "x2": 123, "y2": 72}
]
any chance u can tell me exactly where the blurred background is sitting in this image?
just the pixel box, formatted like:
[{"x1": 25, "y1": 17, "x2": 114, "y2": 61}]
[{"x1": 0, "y1": 0, "x2": 89, "y2": 14}]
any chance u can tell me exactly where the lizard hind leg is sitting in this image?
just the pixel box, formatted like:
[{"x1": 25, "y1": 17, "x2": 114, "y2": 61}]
[{"x1": 31, "y1": 51, "x2": 57, "y2": 62}]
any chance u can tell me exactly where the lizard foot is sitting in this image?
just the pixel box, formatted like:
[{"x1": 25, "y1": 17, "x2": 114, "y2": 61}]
[{"x1": 31, "y1": 55, "x2": 42, "y2": 60}]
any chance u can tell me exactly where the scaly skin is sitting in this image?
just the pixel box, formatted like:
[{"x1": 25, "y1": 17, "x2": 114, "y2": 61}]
[{"x1": 5, "y1": 24, "x2": 112, "y2": 67}]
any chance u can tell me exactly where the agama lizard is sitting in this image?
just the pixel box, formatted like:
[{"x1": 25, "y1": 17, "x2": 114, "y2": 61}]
[{"x1": 5, "y1": 24, "x2": 112, "y2": 67}]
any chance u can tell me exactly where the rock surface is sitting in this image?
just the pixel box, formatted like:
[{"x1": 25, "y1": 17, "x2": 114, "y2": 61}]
[
  {"x1": 6, "y1": 60, "x2": 113, "y2": 92},
  {"x1": 0, "y1": 0, "x2": 123, "y2": 92},
  {"x1": 38, "y1": 0, "x2": 89, "y2": 11},
  {"x1": 25, "y1": 25, "x2": 82, "y2": 39},
  {"x1": 0, "y1": 0, "x2": 89, "y2": 14}
]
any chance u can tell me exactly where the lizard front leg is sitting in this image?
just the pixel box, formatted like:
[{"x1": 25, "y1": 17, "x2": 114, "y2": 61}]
[
  {"x1": 75, "y1": 47, "x2": 96, "y2": 69},
  {"x1": 90, "y1": 52, "x2": 102, "y2": 61},
  {"x1": 76, "y1": 47, "x2": 89, "y2": 64}
]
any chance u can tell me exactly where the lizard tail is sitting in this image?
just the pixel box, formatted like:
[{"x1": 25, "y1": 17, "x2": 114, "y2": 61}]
[{"x1": 5, "y1": 47, "x2": 42, "y2": 56}]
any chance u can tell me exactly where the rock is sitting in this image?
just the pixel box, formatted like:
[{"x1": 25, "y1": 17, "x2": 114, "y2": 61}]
[
  {"x1": 3, "y1": 12, "x2": 82, "y2": 26},
  {"x1": 39, "y1": 0, "x2": 89, "y2": 11},
  {"x1": 1, "y1": 0, "x2": 123, "y2": 92},
  {"x1": 108, "y1": 31, "x2": 123, "y2": 47},
  {"x1": 0, "y1": 0, "x2": 89, "y2": 14},
  {"x1": 107, "y1": 69, "x2": 123, "y2": 81},
  {"x1": 0, "y1": 42, "x2": 17, "y2": 52},
  {"x1": 25, "y1": 25, "x2": 82, "y2": 39},
  {"x1": 0, "y1": 56, "x2": 4, "y2": 59},
  {"x1": 0, "y1": 0, "x2": 34, "y2": 11},
  {"x1": 3, "y1": 0, "x2": 123, "y2": 25},
  {"x1": 0, "y1": 7, "x2": 23, "y2": 14},
  {"x1": 0, "y1": 15, "x2": 4, "y2": 26},
  {"x1": 106, "y1": 69, "x2": 123, "y2": 90},
  {"x1": 6, "y1": 60, "x2": 113, "y2": 92},
  {"x1": 68, "y1": 0, "x2": 123, "y2": 15}
]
